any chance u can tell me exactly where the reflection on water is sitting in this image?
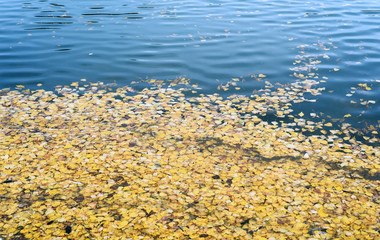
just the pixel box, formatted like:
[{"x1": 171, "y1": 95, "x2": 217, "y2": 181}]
[
  {"x1": 0, "y1": 0, "x2": 379, "y2": 131},
  {"x1": 22, "y1": 1, "x2": 144, "y2": 31},
  {"x1": 22, "y1": 1, "x2": 72, "y2": 30}
]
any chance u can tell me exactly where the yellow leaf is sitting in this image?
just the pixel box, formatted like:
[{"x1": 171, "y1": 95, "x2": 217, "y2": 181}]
[
  {"x1": 334, "y1": 184, "x2": 343, "y2": 191},
  {"x1": 318, "y1": 207, "x2": 328, "y2": 218}
]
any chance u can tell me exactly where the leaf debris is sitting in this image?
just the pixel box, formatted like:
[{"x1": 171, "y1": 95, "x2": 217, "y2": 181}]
[{"x1": 0, "y1": 78, "x2": 379, "y2": 239}]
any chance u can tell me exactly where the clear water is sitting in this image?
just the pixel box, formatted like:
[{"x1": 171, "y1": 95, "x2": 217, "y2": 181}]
[{"x1": 0, "y1": 0, "x2": 379, "y2": 130}]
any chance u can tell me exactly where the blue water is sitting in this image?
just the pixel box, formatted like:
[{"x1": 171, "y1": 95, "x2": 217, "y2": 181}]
[{"x1": 0, "y1": 0, "x2": 379, "y2": 130}]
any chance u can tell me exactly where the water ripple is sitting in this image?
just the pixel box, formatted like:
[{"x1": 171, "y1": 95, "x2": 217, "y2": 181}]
[{"x1": 0, "y1": 0, "x2": 379, "y2": 128}]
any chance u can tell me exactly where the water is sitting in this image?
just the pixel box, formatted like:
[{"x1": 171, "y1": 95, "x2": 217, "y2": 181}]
[{"x1": 0, "y1": 0, "x2": 379, "y2": 130}]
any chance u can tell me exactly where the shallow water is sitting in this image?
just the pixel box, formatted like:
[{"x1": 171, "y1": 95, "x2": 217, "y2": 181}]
[
  {"x1": 0, "y1": 2, "x2": 379, "y2": 238},
  {"x1": 0, "y1": 0, "x2": 379, "y2": 130}
]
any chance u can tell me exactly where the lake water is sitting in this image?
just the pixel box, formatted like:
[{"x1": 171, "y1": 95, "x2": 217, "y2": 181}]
[{"x1": 0, "y1": 0, "x2": 379, "y2": 132}]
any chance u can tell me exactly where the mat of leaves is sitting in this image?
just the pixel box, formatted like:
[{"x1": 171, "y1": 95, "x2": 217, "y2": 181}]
[{"x1": 0, "y1": 80, "x2": 379, "y2": 240}]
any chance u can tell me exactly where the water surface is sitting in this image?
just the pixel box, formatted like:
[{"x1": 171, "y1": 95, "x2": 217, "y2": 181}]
[{"x1": 0, "y1": 0, "x2": 379, "y2": 130}]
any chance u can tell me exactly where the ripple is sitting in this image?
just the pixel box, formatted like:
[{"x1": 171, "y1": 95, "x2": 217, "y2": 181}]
[{"x1": 82, "y1": 13, "x2": 140, "y2": 16}]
